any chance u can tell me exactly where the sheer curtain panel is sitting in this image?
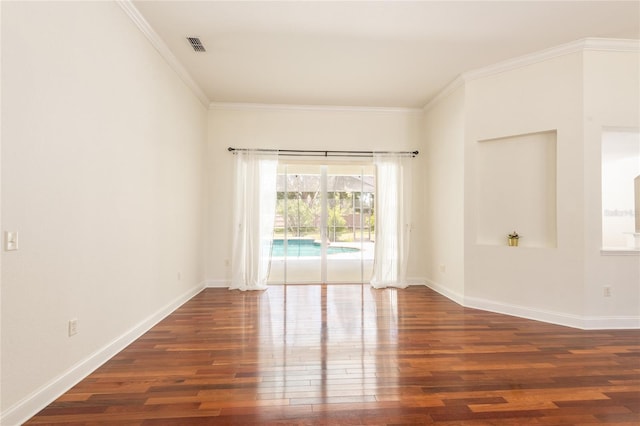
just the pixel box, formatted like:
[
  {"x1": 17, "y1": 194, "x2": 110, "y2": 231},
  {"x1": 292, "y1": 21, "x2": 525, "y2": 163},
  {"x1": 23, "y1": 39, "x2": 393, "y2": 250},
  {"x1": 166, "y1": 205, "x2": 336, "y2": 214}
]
[
  {"x1": 370, "y1": 154, "x2": 413, "y2": 289},
  {"x1": 230, "y1": 151, "x2": 278, "y2": 291}
]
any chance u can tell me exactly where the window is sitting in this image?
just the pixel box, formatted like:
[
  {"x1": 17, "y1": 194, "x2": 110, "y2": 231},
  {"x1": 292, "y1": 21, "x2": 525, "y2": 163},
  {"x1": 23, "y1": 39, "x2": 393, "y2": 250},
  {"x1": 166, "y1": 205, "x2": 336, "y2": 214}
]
[{"x1": 601, "y1": 129, "x2": 640, "y2": 250}]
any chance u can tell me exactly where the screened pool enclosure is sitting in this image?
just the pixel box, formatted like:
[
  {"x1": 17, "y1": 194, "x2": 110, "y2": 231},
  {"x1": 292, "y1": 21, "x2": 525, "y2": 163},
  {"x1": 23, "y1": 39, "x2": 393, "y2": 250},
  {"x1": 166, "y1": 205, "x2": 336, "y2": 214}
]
[{"x1": 268, "y1": 163, "x2": 376, "y2": 284}]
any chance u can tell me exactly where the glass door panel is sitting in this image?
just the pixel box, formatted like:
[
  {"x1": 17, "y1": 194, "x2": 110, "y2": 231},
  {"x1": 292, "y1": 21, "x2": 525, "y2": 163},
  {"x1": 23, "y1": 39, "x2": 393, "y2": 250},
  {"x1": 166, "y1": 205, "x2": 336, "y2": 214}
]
[
  {"x1": 270, "y1": 164, "x2": 322, "y2": 284},
  {"x1": 326, "y1": 165, "x2": 375, "y2": 283},
  {"x1": 269, "y1": 162, "x2": 375, "y2": 284}
]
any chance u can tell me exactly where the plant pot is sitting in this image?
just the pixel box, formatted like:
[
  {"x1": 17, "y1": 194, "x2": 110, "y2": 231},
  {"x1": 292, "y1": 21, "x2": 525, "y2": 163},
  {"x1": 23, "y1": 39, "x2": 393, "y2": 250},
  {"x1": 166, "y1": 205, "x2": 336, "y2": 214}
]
[{"x1": 508, "y1": 237, "x2": 519, "y2": 247}]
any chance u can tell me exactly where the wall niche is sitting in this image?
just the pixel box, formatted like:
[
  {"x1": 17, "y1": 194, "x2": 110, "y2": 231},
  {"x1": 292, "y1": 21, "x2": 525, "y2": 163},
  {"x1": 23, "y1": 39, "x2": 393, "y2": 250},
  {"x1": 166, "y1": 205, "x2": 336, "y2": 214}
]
[{"x1": 476, "y1": 130, "x2": 557, "y2": 248}]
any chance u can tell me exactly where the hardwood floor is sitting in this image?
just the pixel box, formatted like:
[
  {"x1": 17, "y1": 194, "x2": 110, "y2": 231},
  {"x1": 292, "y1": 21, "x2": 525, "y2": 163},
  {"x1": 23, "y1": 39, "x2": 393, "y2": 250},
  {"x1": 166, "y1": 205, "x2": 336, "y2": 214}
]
[{"x1": 26, "y1": 285, "x2": 640, "y2": 425}]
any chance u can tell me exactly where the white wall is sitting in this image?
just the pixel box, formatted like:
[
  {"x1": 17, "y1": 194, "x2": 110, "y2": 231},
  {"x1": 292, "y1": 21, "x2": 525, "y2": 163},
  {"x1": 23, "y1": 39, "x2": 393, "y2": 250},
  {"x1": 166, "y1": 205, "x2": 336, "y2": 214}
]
[
  {"x1": 464, "y1": 52, "x2": 586, "y2": 321},
  {"x1": 583, "y1": 49, "x2": 640, "y2": 323},
  {"x1": 1, "y1": 1, "x2": 207, "y2": 422},
  {"x1": 206, "y1": 105, "x2": 425, "y2": 284},
  {"x1": 422, "y1": 86, "x2": 466, "y2": 301},
  {"x1": 424, "y1": 42, "x2": 640, "y2": 329}
]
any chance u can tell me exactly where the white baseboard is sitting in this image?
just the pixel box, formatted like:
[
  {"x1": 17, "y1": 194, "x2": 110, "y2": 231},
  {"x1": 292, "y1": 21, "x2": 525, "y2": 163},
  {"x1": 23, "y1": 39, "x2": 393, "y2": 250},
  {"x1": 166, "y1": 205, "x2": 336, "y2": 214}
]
[
  {"x1": 581, "y1": 316, "x2": 640, "y2": 330},
  {"x1": 1, "y1": 283, "x2": 205, "y2": 426},
  {"x1": 205, "y1": 279, "x2": 230, "y2": 288},
  {"x1": 424, "y1": 278, "x2": 465, "y2": 305},
  {"x1": 406, "y1": 277, "x2": 427, "y2": 286},
  {"x1": 206, "y1": 280, "x2": 426, "y2": 287},
  {"x1": 424, "y1": 280, "x2": 640, "y2": 330},
  {"x1": 462, "y1": 294, "x2": 585, "y2": 329}
]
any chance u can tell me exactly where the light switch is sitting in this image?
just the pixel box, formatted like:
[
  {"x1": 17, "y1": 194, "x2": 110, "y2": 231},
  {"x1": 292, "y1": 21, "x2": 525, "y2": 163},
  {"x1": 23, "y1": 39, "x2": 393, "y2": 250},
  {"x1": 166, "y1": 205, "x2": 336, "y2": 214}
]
[{"x1": 5, "y1": 231, "x2": 19, "y2": 251}]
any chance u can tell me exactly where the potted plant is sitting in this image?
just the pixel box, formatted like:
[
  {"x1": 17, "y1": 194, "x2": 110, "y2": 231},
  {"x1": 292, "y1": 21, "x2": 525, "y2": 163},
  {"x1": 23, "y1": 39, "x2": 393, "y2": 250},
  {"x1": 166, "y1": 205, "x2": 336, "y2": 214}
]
[{"x1": 508, "y1": 231, "x2": 520, "y2": 247}]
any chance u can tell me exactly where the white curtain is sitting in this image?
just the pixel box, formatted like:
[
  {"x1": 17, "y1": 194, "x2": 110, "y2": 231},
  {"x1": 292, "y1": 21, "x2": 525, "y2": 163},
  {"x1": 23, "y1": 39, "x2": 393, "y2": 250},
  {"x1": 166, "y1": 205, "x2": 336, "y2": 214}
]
[
  {"x1": 230, "y1": 151, "x2": 278, "y2": 291},
  {"x1": 370, "y1": 154, "x2": 413, "y2": 289}
]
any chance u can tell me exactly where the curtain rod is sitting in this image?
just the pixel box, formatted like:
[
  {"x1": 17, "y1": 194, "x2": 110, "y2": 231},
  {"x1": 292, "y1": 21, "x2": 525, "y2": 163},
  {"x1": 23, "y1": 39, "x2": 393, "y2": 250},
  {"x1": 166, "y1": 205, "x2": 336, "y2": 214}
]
[{"x1": 227, "y1": 147, "x2": 419, "y2": 157}]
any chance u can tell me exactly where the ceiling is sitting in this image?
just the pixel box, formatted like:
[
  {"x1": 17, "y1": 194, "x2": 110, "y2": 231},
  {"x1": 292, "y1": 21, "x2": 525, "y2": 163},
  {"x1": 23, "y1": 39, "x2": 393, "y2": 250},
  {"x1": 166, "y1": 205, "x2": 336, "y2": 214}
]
[{"x1": 131, "y1": 1, "x2": 640, "y2": 108}]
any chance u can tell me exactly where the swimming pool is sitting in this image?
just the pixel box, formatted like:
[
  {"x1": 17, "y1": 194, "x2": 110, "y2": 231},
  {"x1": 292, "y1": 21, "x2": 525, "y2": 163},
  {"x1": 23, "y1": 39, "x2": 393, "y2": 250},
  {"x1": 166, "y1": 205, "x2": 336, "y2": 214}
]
[{"x1": 271, "y1": 239, "x2": 360, "y2": 257}]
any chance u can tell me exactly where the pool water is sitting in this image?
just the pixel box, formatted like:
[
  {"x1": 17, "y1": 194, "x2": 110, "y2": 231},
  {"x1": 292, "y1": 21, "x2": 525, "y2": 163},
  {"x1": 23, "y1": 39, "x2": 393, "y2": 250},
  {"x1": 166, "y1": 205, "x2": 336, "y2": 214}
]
[{"x1": 271, "y1": 239, "x2": 359, "y2": 257}]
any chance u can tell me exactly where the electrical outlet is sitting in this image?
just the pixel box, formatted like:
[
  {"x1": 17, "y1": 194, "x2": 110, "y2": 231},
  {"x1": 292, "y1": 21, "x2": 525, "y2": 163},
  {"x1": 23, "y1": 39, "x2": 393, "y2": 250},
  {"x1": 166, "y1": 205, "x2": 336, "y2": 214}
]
[
  {"x1": 439, "y1": 264, "x2": 446, "y2": 273},
  {"x1": 177, "y1": 272, "x2": 182, "y2": 281},
  {"x1": 603, "y1": 286, "x2": 612, "y2": 297},
  {"x1": 68, "y1": 319, "x2": 78, "y2": 336}
]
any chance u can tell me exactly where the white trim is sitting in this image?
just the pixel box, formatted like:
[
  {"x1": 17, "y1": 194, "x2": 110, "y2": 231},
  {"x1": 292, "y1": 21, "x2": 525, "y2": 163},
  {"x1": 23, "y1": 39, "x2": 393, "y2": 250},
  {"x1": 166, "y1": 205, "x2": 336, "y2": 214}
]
[
  {"x1": 582, "y1": 38, "x2": 640, "y2": 52},
  {"x1": 424, "y1": 280, "x2": 639, "y2": 330},
  {"x1": 208, "y1": 281, "x2": 426, "y2": 287},
  {"x1": 205, "y1": 279, "x2": 230, "y2": 288},
  {"x1": 600, "y1": 248, "x2": 640, "y2": 256},
  {"x1": 115, "y1": 0, "x2": 210, "y2": 107},
  {"x1": 423, "y1": 38, "x2": 640, "y2": 111},
  {"x1": 582, "y1": 316, "x2": 640, "y2": 330},
  {"x1": 423, "y1": 75, "x2": 465, "y2": 112},
  {"x1": 463, "y1": 295, "x2": 585, "y2": 330},
  {"x1": 209, "y1": 102, "x2": 422, "y2": 114},
  {"x1": 405, "y1": 277, "x2": 427, "y2": 286},
  {"x1": 424, "y1": 279, "x2": 465, "y2": 306},
  {"x1": 464, "y1": 38, "x2": 639, "y2": 83},
  {"x1": 463, "y1": 38, "x2": 586, "y2": 83},
  {"x1": 1, "y1": 284, "x2": 205, "y2": 426}
]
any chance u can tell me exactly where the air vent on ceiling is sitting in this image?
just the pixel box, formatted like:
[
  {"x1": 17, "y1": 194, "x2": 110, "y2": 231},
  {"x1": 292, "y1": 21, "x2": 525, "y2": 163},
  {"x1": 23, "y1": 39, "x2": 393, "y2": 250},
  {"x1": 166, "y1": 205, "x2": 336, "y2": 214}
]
[{"x1": 187, "y1": 37, "x2": 206, "y2": 52}]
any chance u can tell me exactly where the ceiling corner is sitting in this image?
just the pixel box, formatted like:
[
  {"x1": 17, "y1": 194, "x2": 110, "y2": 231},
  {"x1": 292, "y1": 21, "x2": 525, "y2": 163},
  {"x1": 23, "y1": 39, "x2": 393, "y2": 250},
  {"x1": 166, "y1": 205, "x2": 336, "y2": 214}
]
[{"x1": 115, "y1": 0, "x2": 210, "y2": 107}]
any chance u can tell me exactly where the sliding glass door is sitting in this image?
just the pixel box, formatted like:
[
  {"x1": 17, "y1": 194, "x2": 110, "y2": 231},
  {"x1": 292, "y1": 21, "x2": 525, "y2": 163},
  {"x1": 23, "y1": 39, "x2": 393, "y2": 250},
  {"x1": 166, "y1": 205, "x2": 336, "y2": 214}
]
[
  {"x1": 326, "y1": 165, "x2": 375, "y2": 282},
  {"x1": 269, "y1": 163, "x2": 375, "y2": 284},
  {"x1": 270, "y1": 164, "x2": 322, "y2": 283}
]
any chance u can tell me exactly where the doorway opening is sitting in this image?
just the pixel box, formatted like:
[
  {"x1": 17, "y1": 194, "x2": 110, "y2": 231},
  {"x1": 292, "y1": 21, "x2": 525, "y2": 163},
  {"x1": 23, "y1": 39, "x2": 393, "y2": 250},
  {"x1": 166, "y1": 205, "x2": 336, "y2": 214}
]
[{"x1": 268, "y1": 163, "x2": 375, "y2": 284}]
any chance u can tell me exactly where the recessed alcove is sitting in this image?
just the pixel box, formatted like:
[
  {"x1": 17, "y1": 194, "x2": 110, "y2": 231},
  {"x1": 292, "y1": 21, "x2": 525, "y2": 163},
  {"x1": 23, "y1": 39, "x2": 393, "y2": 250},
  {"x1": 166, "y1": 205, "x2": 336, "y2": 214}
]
[{"x1": 476, "y1": 130, "x2": 557, "y2": 248}]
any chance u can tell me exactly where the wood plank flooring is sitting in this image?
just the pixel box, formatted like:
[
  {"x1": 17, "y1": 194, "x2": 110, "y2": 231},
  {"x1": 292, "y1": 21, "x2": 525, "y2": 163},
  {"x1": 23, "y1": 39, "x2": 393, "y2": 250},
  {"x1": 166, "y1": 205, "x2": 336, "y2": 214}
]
[{"x1": 26, "y1": 285, "x2": 640, "y2": 425}]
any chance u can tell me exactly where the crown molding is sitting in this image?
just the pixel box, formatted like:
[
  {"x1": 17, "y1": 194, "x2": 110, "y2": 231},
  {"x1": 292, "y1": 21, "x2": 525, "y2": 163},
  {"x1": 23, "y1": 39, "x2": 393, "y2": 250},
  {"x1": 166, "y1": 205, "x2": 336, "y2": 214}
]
[
  {"x1": 209, "y1": 101, "x2": 423, "y2": 114},
  {"x1": 582, "y1": 37, "x2": 640, "y2": 52},
  {"x1": 116, "y1": 0, "x2": 210, "y2": 107},
  {"x1": 424, "y1": 38, "x2": 640, "y2": 111},
  {"x1": 423, "y1": 75, "x2": 465, "y2": 112},
  {"x1": 463, "y1": 38, "x2": 639, "y2": 83}
]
